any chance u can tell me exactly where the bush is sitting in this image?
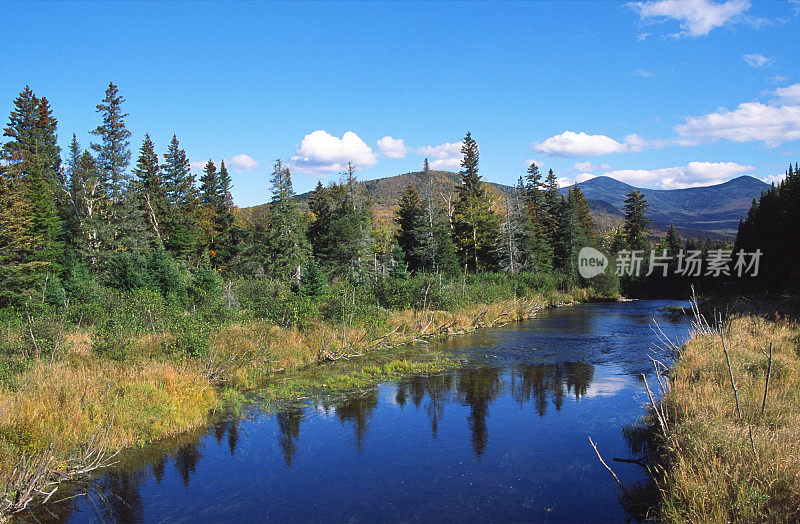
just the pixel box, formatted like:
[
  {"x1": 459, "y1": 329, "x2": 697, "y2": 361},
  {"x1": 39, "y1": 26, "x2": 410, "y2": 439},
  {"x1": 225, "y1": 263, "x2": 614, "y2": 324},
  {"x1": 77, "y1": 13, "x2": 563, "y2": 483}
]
[
  {"x1": 188, "y1": 264, "x2": 222, "y2": 304},
  {"x1": 107, "y1": 252, "x2": 147, "y2": 291},
  {"x1": 146, "y1": 249, "x2": 186, "y2": 299}
]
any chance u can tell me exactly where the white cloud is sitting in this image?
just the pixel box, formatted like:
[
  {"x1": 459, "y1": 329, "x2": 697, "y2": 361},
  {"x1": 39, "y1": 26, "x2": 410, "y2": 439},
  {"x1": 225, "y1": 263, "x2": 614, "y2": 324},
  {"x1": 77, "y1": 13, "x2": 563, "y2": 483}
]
[
  {"x1": 429, "y1": 158, "x2": 463, "y2": 170},
  {"x1": 633, "y1": 68, "x2": 656, "y2": 77},
  {"x1": 558, "y1": 173, "x2": 597, "y2": 188},
  {"x1": 674, "y1": 102, "x2": 800, "y2": 147},
  {"x1": 228, "y1": 154, "x2": 258, "y2": 172},
  {"x1": 417, "y1": 141, "x2": 463, "y2": 159},
  {"x1": 189, "y1": 160, "x2": 208, "y2": 171},
  {"x1": 289, "y1": 130, "x2": 377, "y2": 175},
  {"x1": 417, "y1": 141, "x2": 464, "y2": 171},
  {"x1": 573, "y1": 161, "x2": 597, "y2": 172},
  {"x1": 742, "y1": 53, "x2": 774, "y2": 67},
  {"x1": 770, "y1": 83, "x2": 800, "y2": 105},
  {"x1": 762, "y1": 173, "x2": 786, "y2": 185},
  {"x1": 533, "y1": 131, "x2": 629, "y2": 157},
  {"x1": 377, "y1": 136, "x2": 408, "y2": 159},
  {"x1": 631, "y1": 0, "x2": 750, "y2": 37},
  {"x1": 602, "y1": 161, "x2": 754, "y2": 189}
]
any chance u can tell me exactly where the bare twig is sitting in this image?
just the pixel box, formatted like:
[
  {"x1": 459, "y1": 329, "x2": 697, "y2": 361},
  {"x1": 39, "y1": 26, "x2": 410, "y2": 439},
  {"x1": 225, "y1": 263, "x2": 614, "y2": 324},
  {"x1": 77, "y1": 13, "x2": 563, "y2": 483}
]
[
  {"x1": 748, "y1": 426, "x2": 759, "y2": 464},
  {"x1": 720, "y1": 328, "x2": 743, "y2": 420},
  {"x1": 588, "y1": 437, "x2": 626, "y2": 491},
  {"x1": 642, "y1": 373, "x2": 668, "y2": 436},
  {"x1": 761, "y1": 341, "x2": 773, "y2": 419}
]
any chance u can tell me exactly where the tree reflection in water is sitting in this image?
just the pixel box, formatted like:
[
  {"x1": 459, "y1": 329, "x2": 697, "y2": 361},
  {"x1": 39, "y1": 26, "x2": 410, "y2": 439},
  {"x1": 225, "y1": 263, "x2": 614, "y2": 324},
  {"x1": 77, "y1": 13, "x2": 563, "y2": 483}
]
[{"x1": 276, "y1": 407, "x2": 303, "y2": 466}]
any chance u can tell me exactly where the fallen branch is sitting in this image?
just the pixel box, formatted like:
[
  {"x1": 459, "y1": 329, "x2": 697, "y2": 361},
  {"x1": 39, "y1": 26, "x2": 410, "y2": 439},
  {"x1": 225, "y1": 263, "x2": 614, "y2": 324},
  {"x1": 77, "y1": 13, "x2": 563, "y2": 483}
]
[{"x1": 588, "y1": 436, "x2": 626, "y2": 491}]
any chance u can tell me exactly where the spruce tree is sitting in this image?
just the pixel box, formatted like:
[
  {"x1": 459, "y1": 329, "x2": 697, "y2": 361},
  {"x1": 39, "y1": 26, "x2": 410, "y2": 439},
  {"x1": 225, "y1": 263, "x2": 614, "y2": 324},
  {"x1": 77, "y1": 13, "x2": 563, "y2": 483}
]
[
  {"x1": 452, "y1": 132, "x2": 500, "y2": 271},
  {"x1": 418, "y1": 161, "x2": 458, "y2": 275},
  {"x1": 307, "y1": 181, "x2": 335, "y2": 262},
  {"x1": 90, "y1": 82, "x2": 149, "y2": 254},
  {"x1": 568, "y1": 185, "x2": 597, "y2": 246},
  {"x1": 162, "y1": 135, "x2": 199, "y2": 258},
  {"x1": 132, "y1": 134, "x2": 166, "y2": 244},
  {"x1": 622, "y1": 190, "x2": 651, "y2": 251},
  {"x1": 264, "y1": 159, "x2": 309, "y2": 280},
  {"x1": 1, "y1": 87, "x2": 64, "y2": 284},
  {"x1": 199, "y1": 160, "x2": 220, "y2": 209},
  {"x1": 395, "y1": 184, "x2": 425, "y2": 272},
  {"x1": 664, "y1": 223, "x2": 682, "y2": 255},
  {"x1": 90, "y1": 82, "x2": 131, "y2": 205}
]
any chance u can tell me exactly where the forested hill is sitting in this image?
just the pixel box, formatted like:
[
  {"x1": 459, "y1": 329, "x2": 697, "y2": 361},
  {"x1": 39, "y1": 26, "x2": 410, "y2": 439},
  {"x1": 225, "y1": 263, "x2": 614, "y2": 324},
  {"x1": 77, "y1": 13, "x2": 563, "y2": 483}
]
[
  {"x1": 245, "y1": 171, "x2": 769, "y2": 238},
  {"x1": 560, "y1": 175, "x2": 770, "y2": 237},
  {"x1": 242, "y1": 170, "x2": 513, "y2": 225}
]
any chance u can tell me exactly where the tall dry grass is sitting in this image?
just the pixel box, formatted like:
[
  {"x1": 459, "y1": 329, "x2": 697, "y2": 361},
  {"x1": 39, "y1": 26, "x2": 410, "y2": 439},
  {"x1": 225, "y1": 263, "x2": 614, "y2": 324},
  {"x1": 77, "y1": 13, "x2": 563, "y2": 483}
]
[{"x1": 655, "y1": 312, "x2": 800, "y2": 522}]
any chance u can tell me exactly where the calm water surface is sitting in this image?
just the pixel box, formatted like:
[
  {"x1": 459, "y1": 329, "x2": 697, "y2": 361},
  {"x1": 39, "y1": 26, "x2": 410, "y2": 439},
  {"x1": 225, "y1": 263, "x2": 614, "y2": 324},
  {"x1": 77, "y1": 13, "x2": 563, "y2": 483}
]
[{"x1": 37, "y1": 300, "x2": 691, "y2": 523}]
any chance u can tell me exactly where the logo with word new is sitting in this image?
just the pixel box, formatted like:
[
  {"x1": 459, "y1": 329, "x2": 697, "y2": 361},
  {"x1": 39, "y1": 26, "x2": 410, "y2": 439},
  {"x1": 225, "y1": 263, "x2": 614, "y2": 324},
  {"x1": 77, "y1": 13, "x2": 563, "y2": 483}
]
[{"x1": 578, "y1": 247, "x2": 608, "y2": 279}]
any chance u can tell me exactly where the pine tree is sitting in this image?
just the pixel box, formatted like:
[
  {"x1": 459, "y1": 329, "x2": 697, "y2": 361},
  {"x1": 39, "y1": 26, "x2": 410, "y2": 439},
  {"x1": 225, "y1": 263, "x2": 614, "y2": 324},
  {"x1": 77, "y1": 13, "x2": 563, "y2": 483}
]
[
  {"x1": 568, "y1": 185, "x2": 597, "y2": 246},
  {"x1": 452, "y1": 132, "x2": 500, "y2": 271},
  {"x1": 0, "y1": 87, "x2": 64, "y2": 285},
  {"x1": 395, "y1": 184, "x2": 425, "y2": 272},
  {"x1": 132, "y1": 134, "x2": 166, "y2": 244},
  {"x1": 217, "y1": 159, "x2": 233, "y2": 212},
  {"x1": 497, "y1": 185, "x2": 537, "y2": 274},
  {"x1": 199, "y1": 160, "x2": 220, "y2": 209},
  {"x1": 664, "y1": 223, "x2": 682, "y2": 255},
  {"x1": 622, "y1": 190, "x2": 651, "y2": 251},
  {"x1": 333, "y1": 163, "x2": 373, "y2": 277},
  {"x1": 308, "y1": 181, "x2": 333, "y2": 261},
  {"x1": 552, "y1": 196, "x2": 589, "y2": 278},
  {"x1": 90, "y1": 82, "x2": 131, "y2": 205},
  {"x1": 542, "y1": 168, "x2": 561, "y2": 243},
  {"x1": 264, "y1": 159, "x2": 309, "y2": 280},
  {"x1": 521, "y1": 163, "x2": 553, "y2": 273},
  {"x1": 418, "y1": 161, "x2": 458, "y2": 275},
  {"x1": 90, "y1": 82, "x2": 148, "y2": 254},
  {"x1": 300, "y1": 255, "x2": 326, "y2": 297},
  {"x1": 162, "y1": 135, "x2": 199, "y2": 258}
]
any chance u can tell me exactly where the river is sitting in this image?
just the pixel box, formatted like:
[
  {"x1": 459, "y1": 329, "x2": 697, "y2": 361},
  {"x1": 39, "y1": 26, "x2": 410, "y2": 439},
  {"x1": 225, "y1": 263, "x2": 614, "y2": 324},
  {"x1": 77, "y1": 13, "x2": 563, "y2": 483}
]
[{"x1": 32, "y1": 299, "x2": 692, "y2": 522}]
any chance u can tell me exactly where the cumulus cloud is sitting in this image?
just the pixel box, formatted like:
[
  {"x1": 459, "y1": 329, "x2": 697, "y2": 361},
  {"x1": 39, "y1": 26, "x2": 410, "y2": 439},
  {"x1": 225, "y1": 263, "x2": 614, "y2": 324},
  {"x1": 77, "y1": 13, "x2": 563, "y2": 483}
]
[
  {"x1": 289, "y1": 130, "x2": 377, "y2": 175},
  {"x1": 189, "y1": 160, "x2": 208, "y2": 171},
  {"x1": 762, "y1": 173, "x2": 786, "y2": 185},
  {"x1": 631, "y1": 0, "x2": 751, "y2": 37},
  {"x1": 377, "y1": 136, "x2": 408, "y2": 159},
  {"x1": 674, "y1": 102, "x2": 800, "y2": 147},
  {"x1": 533, "y1": 131, "x2": 629, "y2": 157},
  {"x1": 526, "y1": 158, "x2": 546, "y2": 170},
  {"x1": 533, "y1": 131, "x2": 662, "y2": 157},
  {"x1": 557, "y1": 173, "x2": 597, "y2": 188},
  {"x1": 573, "y1": 161, "x2": 596, "y2": 172},
  {"x1": 417, "y1": 141, "x2": 464, "y2": 171},
  {"x1": 603, "y1": 161, "x2": 755, "y2": 189},
  {"x1": 769, "y1": 83, "x2": 800, "y2": 104},
  {"x1": 743, "y1": 53, "x2": 774, "y2": 67},
  {"x1": 228, "y1": 154, "x2": 258, "y2": 172}
]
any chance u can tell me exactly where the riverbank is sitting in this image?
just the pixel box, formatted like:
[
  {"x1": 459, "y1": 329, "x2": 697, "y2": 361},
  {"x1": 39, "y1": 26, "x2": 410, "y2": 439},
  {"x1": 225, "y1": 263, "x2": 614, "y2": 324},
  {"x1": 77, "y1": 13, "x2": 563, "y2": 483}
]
[
  {"x1": 647, "y1": 300, "x2": 800, "y2": 522},
  {"x1": 0, "y1": 283, "x2": 599, "y2": 514}
]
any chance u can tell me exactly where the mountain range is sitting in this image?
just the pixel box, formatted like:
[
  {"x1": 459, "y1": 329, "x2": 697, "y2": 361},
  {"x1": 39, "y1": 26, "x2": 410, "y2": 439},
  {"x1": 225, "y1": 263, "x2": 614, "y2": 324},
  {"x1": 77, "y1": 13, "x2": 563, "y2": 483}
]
[{"x1": 256, "y1": 170, "x2": 770, "y2": 239}]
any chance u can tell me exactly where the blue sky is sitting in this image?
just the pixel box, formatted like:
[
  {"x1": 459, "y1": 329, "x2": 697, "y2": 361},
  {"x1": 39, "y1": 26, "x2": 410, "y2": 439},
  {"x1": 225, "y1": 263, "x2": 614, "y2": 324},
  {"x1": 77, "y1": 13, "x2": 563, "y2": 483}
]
[{"x1": 3, "y1": 0, "x2": 800, "y2": 206}]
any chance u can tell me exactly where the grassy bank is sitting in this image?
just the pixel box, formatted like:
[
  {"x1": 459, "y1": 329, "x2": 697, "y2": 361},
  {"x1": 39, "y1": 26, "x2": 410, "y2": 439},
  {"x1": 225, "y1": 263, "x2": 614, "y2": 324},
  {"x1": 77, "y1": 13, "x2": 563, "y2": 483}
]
[
  {"x1": 0, "y1": 272, "x2": 604, "y2": 514},
  {"x1": 647, "y1": 302, "x2": 800, "y2": 522}
]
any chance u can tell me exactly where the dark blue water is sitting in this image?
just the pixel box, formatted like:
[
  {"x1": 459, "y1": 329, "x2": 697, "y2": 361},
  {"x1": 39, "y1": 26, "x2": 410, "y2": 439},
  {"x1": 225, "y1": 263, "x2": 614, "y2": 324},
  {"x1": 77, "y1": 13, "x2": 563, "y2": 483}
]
[{"x1": 39, "y1": 300, "x2": 691, "y2": 522}]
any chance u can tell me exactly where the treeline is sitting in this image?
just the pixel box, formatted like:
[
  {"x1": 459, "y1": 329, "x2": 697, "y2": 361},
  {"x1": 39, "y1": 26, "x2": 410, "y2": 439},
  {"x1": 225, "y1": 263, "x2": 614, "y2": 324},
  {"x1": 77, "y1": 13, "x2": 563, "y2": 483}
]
[
  {"x1": 735, "y1": 163, "x2": 800, "y2": 290},
  {"x1": 0, "y1": 83, "x2": 626, "y2": 311}
]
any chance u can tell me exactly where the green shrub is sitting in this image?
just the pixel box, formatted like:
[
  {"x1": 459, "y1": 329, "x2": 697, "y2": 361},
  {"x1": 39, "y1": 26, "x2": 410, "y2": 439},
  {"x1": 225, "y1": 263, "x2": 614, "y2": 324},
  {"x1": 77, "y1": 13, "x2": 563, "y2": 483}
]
[
  {"x1": 107, "y1": 252, "x2": 147, "y2": 291},
  {"x1": 146, "y1": 249, "x2": 186, "y2": 299}
]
